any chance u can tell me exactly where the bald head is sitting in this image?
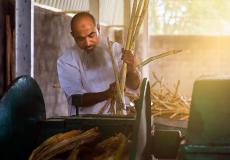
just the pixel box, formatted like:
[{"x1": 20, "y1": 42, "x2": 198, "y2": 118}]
[
  {"x1": 70, "y1": 12, "x2": 99, "y2": 53},
  {"x1": 71, "y1": 12, "x2": 96, "y2": 32}
]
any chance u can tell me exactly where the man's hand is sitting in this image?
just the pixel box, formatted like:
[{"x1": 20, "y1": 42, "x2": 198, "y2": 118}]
[
  {"x1": 122, "y1": 49, "x2": 137, "y2": 73},
  {"x1": 72, "y1": 82, "x2": 117, "y2": 107},
  {"x1": 105, "y1": 82, "x2": 116, "y2": 99},
  {"x1": 122, "y1": 49, "x2": 140, "y2": 90}
]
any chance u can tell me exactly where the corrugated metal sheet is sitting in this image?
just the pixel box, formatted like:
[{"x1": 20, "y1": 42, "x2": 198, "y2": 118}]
[
  {"x1": 35, "y1": 0, "x2": 124, "y2": 25},
  {"x1": 34, "y1": 0, "x2": 89, "y2": 11}
]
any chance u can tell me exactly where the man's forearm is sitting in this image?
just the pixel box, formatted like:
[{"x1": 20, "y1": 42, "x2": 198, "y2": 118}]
[
  {"x1": 72, "y1": 91, "x2": 109, "y2": 107},
  {"x1": 126, "y1": 71, "x2": 141, "y2": 90}
]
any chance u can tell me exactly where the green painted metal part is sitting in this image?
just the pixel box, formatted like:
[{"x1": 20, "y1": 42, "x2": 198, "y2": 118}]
[
  {"x1": 179, "y1": 76, "x2": 230, "y2": 159},
  {"x1": 179, "y1": 144, "x2": 230, "y2": 160},
  {"x1": 37, "y1": 115, "x2": 135, "y2": 145},
  {"x1": 129, "y1": 78, "x2": 152, "y2": 160},
  {"x1": 187, "y1": 77, "x2": 230, "y2": 145},
  {"x1": 0, "y1": 75, "x2": 46, "y2": 160}
]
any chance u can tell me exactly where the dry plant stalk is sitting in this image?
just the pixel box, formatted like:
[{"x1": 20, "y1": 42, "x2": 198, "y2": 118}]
[
  {"x1": 130, "y1": 0, "x2": 149, "y2": 50},
  {"x1": 103, "y1": 1, "x2": 182, "y2": 115},
  {"x1": 151, "y1": 72, "x2": 190, "y2": 120},
  {"x1": 107, "y1": 38, "x2": 125, "y2": 114},
  {"x1": 137, "y1": 50, "x2": 182, "y2": 69},
  {"x1": 105, "y1": 37, "x2": 141, "y2": 115},
  {"x1": 103, "y1": 0, "x2": 149, "y2": 115},
  {"x1": 120, "y1": 0, "x2": 149, "y2": 101}
]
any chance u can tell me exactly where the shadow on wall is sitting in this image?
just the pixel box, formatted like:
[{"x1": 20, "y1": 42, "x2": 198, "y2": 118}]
[{"x1": 34, "y1": 6, "x2": 75, "y2": 117}]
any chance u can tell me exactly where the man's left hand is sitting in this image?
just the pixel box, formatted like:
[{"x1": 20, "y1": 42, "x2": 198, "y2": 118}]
[
  {"x1": 121, "y1": 49, "x2": 140, "y2": 89},
  {"x1": 122, "y1": 49, "x2": 137, "y2": 73}
]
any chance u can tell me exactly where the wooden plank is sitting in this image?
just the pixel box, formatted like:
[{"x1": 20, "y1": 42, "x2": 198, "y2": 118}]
[
  {"x1": 6, "y1": 15, "x2": 12, "y2": 86},
  {"x1": 11, "y1": 29, "x2": 15, "y2": 80}
]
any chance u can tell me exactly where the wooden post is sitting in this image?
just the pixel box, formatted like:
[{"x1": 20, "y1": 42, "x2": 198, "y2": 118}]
[{"x1": 15, "y1": 0, "x2": 34, "y2": 77}]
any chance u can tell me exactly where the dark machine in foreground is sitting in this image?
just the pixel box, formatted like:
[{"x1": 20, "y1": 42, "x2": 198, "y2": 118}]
[{"x1": 0, "y1": 75, "x2": 230, "y2": 160}]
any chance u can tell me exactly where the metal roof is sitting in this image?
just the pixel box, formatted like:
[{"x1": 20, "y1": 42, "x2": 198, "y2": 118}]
[
  {"x1": 34, "y1": 0, "x2": 89, "y2": 11},
  {"x1": 34, "y1": 0, "x2": 123, "y2": 25}
]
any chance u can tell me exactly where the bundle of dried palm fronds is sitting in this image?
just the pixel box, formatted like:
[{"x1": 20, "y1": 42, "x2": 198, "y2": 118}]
[
  {"x1": 150, "y1": 72, "x2": 190, "y2": 120},
  {"x1": 137, "y1": 50, "x2": 182, "y2": 69},
  {"x1": 29, "y1": 128, "x2": 129, "y2": 160}
]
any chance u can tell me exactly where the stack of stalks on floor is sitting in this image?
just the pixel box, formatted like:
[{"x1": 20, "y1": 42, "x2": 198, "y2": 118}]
[{"x1": 150, "y1": 72, "x2": 190, "y2": 120}]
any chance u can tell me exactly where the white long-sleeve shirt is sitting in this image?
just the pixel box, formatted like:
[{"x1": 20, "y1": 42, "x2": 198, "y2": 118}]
[{"x1": 57, "y1": 36, "x2": 130, "y2": 115}]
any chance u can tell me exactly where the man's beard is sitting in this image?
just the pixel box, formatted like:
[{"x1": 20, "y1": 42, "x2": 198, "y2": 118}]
[
  {"x1": 83, "y1": 45, "x2": 107, "y2": 69},
  {"x1": 85, "y1": 45, "x2": 96, "y2": 53}
]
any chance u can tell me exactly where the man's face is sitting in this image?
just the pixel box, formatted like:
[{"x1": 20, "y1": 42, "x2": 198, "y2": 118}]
[{"x1": 71, "y1": 17, "x2": 99, "y2": 53}]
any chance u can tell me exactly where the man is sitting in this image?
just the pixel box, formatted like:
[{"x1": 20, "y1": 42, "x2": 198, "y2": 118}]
[{"x1": 57, "y1": 12, "x2": 140, "y2": 115}]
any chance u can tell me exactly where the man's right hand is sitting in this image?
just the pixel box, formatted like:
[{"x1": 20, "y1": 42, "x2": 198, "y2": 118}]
[
  {"x1": 72, "y1": 82, "x2": 117, "y2": 107},
  {"x1": 105, "y1": 82, "x2": 116, "y2": 99}
]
